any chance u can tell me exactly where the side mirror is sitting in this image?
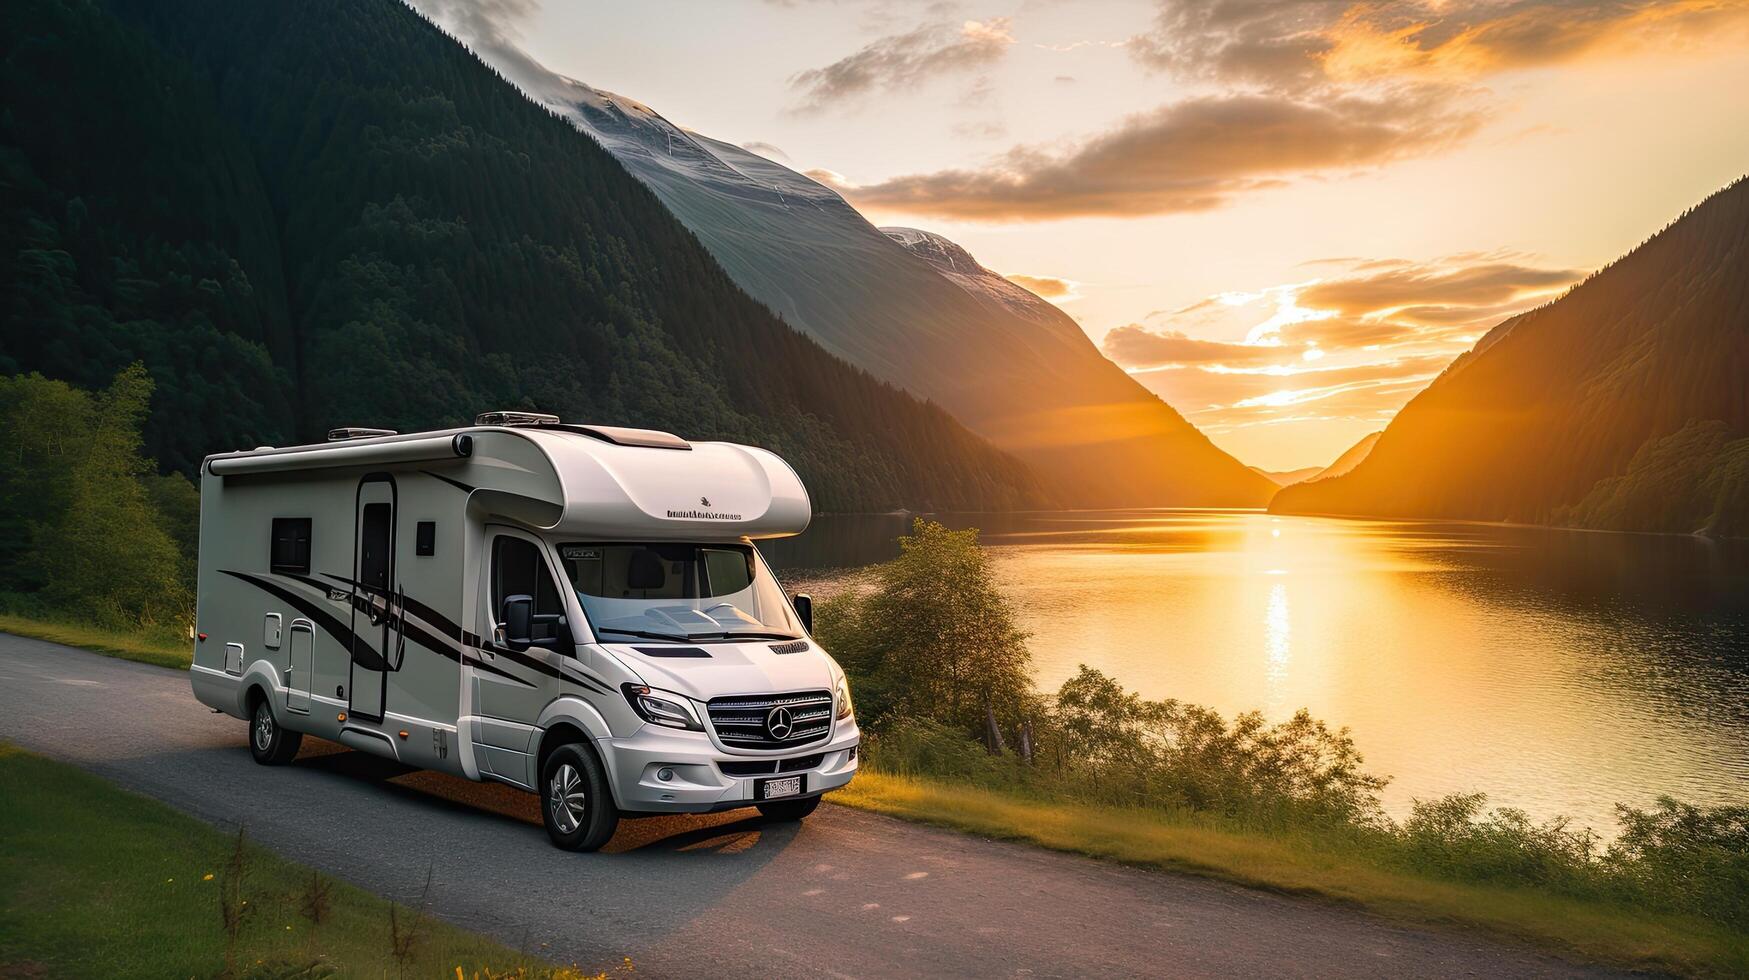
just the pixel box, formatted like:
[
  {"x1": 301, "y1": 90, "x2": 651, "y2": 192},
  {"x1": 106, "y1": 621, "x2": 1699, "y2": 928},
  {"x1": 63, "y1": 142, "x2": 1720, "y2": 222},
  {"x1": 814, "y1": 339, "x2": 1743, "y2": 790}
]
[
  {"x1": 501, "y1": 594, "x2": 533, "y2": 652},
  {"x1": 792, "y1": 593, "x2": 813, "y2": 634}
]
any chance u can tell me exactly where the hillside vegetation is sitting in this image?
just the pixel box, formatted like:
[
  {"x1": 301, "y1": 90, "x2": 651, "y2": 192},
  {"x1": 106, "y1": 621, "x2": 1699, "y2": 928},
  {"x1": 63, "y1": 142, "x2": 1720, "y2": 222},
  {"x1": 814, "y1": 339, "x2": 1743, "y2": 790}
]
[
  {"x1": 0, "y1": 0, "x2": 1046, "y2": 513},
  {"x1": 1272, "y1": 178, "x2": 1749, "y2": 534}
]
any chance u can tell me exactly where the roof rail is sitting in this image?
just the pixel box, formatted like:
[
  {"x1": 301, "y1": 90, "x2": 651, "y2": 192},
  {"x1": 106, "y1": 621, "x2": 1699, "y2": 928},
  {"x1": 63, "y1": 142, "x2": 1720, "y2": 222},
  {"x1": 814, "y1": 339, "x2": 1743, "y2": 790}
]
[
  {"x1": 327, "y1": 427, "x2": 398, "y2": 441},
  {"x1": 475, "y1": 411, "x2": 559, "y2": 427}
]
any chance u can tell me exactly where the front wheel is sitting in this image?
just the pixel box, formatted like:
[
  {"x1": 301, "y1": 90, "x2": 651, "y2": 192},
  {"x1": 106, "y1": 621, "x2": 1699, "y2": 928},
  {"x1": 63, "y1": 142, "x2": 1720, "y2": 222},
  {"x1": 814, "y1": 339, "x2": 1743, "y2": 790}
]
[
  {"x1": 541, "y1": 742, "x2": 619, "y2": 851},
  {"x1": 248, "y1": 696, "x2": 301, "y2": 765},
  {"x1": 757, "y1": 796, "x2": 821, "y2": 822}
]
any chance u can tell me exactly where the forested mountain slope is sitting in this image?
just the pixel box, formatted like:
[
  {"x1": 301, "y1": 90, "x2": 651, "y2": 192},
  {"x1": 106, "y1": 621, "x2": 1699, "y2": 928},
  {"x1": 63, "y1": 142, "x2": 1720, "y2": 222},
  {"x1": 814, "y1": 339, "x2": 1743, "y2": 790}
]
[
  {"x1": 0, "y1": 0, "x2": 1047, "y2": 512},
  {"x1": 1272, "y1": 179, "x2": 1749, "y2": 535},
  {"x1": 555, "y1": 86, "x2": 1274, "y2": 507}
]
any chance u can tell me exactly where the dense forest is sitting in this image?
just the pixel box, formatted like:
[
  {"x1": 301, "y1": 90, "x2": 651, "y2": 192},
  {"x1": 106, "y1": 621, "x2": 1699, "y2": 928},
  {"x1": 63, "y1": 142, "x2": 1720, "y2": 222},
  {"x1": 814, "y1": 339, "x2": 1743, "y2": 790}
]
[
  {"x1": 0, "y1": 0, "x2": 1048, "y2": 513},
  {"x1": 1273, "y1": 178, "x2": 1749, "y2": 535}
]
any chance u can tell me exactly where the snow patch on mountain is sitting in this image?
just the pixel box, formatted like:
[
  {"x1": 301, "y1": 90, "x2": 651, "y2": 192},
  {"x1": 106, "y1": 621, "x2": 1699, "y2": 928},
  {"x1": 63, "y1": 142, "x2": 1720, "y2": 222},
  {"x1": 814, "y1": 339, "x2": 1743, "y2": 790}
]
[{"x1": 881, "y1": 227, "x2": 1064, "y2": 326}]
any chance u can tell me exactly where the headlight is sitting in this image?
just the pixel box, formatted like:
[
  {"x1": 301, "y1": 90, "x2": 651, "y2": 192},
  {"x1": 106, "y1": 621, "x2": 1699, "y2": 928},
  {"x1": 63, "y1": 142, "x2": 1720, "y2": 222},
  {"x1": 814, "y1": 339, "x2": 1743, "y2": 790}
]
[
  {"x1": 834, "y1": 672, "x2": 854, "y2": 720},
  {"x1": 621, "y1": 684, "x2": 703, "y2": 731}
]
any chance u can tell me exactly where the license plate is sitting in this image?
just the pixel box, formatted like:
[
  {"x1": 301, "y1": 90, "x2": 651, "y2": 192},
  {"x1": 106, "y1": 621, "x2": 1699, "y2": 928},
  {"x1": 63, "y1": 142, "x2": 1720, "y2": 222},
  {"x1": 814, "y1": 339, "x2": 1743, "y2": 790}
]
[{"x1": 757, "y1": 775, "x2": 802, "y2": 800}]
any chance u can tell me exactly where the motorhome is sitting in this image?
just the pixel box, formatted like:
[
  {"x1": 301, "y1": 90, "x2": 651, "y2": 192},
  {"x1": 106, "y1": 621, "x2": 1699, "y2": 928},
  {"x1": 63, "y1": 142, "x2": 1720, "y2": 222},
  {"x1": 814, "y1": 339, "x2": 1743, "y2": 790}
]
[{"x1": 189, "y1": 412, "x2": 858, "y2": 850}]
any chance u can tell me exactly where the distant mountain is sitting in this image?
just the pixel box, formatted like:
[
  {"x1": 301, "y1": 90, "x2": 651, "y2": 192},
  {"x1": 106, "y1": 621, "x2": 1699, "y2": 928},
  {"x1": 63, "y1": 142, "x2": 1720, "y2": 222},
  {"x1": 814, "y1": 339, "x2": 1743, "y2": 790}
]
[
  {"x1": 1273, "y1": 179, "x2": 1749, "y2": 535},
  {"x1": 1312, "y1": 431, "x2": 1381, "y2": 483},
  {"x1": 550, "y1": 85, "x2": 1274, "y2": 508},
  {"x1": 0, "y1": 0, "x2": 1048, "y2": 513},
  {"x1": 1250, "y1": 466, "x2": 1325, "y2": 487}
]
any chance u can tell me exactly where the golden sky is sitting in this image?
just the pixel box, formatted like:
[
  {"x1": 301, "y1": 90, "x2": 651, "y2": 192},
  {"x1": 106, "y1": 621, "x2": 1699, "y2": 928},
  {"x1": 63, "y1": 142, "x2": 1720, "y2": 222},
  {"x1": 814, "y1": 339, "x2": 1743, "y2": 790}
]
[{"x1": 422, "y1": 0, "x2": 1749, "y2": 471}]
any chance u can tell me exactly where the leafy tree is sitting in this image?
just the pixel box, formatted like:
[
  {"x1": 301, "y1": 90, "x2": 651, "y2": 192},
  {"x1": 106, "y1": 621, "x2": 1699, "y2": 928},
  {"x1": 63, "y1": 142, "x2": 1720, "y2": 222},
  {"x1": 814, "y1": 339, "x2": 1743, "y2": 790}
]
[
  {"x1": 818, "y1": 520, "x2": 1035, "y2": 748},
  {"x1": 0, "y1": 372, "x2": 94, "y2": 595},
  {"x1": 31, "y1": 364, "x2": 187, "y2": 628}
]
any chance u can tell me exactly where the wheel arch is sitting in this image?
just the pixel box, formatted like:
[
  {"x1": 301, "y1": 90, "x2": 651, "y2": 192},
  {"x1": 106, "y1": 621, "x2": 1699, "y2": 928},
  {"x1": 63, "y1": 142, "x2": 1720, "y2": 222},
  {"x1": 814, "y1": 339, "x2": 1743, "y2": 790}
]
[{"x1": 533, "y1": 696, "x2": 615, "y2": 803}]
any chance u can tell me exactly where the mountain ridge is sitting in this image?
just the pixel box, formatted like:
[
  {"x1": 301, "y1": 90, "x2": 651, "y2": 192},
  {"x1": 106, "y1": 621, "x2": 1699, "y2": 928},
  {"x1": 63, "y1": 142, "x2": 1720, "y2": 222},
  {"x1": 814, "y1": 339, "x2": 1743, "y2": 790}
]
[
  {"x1": 1271, "y1": 178, "x2": 1749, "y2": 535},
  {"x1": 519, "y1": 76, "x2": 1275, "y2": 507}
]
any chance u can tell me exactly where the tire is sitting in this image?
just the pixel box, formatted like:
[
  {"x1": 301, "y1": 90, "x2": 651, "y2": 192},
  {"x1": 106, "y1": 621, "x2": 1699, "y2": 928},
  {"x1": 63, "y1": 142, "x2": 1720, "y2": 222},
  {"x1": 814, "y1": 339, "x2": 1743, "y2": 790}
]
[
  {"x1": 757, "y1": 795, "x2": 821, "y2": 822},
  {"x1": 248, "y1": 694, "x2": 302, "y2": 765},
  {"x1": 541, "y1": 742, "x2": 619, "y2": 851}
]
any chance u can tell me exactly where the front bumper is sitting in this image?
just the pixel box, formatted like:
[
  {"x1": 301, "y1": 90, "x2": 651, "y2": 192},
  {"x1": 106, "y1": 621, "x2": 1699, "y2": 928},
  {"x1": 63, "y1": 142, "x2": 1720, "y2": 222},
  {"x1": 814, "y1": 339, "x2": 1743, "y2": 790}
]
[{"x1": 600, "y1": 717, "x2": 861, "y2": 814}]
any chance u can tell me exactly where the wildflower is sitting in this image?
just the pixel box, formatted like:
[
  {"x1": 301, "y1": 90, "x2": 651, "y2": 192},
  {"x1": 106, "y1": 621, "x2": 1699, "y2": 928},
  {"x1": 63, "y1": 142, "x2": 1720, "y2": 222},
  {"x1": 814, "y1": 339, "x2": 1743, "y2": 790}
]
[{"x1": 203, "y1": 873, "x2": 214, "y2": 881}]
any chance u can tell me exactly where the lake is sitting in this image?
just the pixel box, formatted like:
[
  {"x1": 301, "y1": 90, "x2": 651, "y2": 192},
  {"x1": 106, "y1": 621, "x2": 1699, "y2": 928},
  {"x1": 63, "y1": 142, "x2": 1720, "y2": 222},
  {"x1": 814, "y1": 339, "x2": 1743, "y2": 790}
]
[{"x1": 762, "y1": 510, "x2": 1749, "y2": 834}]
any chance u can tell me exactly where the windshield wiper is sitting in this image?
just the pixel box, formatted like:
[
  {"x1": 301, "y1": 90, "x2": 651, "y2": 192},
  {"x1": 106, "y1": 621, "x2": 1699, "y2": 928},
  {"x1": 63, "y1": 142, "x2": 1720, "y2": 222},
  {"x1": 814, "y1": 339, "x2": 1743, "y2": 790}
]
[
  {"x1": 706, "y1": 630, "x2": 804, "y2": 642},
  {"x1": 597, "y1": 627, "x2": 695, "y2": 643}
]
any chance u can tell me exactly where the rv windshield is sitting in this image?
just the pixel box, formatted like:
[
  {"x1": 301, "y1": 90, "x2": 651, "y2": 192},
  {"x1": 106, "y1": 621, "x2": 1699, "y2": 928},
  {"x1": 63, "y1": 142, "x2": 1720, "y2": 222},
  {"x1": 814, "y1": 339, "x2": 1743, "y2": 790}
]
[{"x1": 557, "y1": 542, "x2": 801, "y2": 643}]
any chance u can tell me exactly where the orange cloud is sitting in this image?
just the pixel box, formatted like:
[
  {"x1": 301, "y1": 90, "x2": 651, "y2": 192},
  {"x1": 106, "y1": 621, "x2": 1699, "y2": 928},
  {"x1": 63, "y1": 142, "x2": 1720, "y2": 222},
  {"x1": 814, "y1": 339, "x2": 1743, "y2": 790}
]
[
  {"x1": 1005, "y1": 273, "x2": 1075, "y2": 298},
  {"x1": 832, "y1": 89, "x2": 1478, "y2": 220},
  {"x1": 1132, "y1": 0, "x2": 1749, "y2": 91}
]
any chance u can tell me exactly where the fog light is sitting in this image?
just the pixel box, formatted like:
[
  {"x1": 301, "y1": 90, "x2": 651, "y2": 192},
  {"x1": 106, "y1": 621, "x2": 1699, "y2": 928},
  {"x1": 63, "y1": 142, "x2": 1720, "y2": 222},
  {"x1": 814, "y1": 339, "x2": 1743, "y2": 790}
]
[{"x1": 657, "y1": 767, "x2": 675, "y2": 782}]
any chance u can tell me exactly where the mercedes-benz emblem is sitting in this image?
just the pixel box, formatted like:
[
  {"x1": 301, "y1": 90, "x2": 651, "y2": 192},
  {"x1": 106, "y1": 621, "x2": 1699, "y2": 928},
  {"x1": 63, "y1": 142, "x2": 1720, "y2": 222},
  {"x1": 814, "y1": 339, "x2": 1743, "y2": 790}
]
[
  {"x1": 765, "y1": 705, "x2": 794, "y2": 740},
  {"x1": 700, "y1": 496, "x2": 712, "y2": 508}
]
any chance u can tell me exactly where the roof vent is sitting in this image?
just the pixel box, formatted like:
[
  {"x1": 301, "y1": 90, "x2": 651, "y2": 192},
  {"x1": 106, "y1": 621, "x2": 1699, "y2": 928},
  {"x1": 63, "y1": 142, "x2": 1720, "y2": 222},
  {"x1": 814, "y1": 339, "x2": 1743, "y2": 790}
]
[
  {"x1": 572, "y1": 425, "x2": 690, "y2": 450},
  {"x1": 475, "y1": 411, "x2": 560, "y2": 427},
  {"x1": 327, "y1": 427, "x2": 398, "y2": 441}
]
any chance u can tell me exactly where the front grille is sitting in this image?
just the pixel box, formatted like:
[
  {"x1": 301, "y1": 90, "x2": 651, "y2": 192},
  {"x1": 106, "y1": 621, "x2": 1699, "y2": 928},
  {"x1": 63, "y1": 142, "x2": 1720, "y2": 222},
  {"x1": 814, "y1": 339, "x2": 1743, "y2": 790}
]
[
  {"x1": 707, "y1": 690, "x2": 832, "y2": 750},
  {"x1": 717, "y1": 753, "x2": 825, "y2": 777}
]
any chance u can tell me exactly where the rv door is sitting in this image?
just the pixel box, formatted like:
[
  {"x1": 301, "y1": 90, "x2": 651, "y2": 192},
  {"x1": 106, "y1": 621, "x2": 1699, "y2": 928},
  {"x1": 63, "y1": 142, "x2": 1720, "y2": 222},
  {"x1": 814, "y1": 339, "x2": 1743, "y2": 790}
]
[{"x1": 348, "y1": 476, "x2": 401, "y2": 722}]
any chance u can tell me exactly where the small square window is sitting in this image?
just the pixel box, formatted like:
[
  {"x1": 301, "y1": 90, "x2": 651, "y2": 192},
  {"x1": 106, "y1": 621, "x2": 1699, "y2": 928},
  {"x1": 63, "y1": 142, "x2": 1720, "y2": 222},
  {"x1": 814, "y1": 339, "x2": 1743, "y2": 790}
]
[
  {"x1": 415, "y1": 521, "x2": 436, "y2": 557},
  {"x1": 270, "y1": 517, "x2": 311, "y2": 574}
]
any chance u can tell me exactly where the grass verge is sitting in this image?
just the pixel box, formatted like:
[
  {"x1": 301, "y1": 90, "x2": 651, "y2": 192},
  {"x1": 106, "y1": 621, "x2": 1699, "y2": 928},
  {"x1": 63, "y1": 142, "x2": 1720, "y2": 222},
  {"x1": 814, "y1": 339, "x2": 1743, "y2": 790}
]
[
  {"x1": 0, "y1": 742, "x2": 615, "y2": 978},
  {"x1": 0, "y1": 612, "x2": 190, "y2": 669},
  {"x1": 833, "y1": 770, "x2": 1749, "y2": 978}
]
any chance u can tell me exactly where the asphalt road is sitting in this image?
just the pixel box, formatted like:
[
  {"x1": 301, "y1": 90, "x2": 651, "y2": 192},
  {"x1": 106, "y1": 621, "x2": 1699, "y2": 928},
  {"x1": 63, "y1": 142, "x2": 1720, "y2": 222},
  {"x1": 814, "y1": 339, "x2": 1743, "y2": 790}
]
[{"x1": 0, "y1": 633, "x2": 1628, "y2": 979}]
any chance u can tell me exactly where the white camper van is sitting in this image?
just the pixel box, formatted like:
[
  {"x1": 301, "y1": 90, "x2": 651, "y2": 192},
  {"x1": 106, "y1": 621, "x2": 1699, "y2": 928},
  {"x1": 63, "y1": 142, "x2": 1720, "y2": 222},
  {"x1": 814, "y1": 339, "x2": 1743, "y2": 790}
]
[{"x1": 189, "y1": 412, "x2": 858, "y2": 850}]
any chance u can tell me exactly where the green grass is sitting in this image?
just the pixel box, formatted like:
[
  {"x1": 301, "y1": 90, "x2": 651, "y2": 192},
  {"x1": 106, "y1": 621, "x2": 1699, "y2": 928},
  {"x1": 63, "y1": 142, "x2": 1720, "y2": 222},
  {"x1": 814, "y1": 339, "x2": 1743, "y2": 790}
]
[
  {"x1": 0, "y1": 742, "x2": 619, "y2": 979},
  {"x1": 833, "y1": 770, "x2": 1749, "y2": 978},
  {"x1": 0, "y1": 612, "x2": 191, "y2": 669}
]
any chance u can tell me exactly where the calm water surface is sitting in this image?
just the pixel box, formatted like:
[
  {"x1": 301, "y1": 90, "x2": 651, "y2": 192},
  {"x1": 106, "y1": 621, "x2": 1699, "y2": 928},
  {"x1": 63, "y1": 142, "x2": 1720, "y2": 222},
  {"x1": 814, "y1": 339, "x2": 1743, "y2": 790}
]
[{"x1": 763, "y1": 510, "x2": 1749, "y2": 833}]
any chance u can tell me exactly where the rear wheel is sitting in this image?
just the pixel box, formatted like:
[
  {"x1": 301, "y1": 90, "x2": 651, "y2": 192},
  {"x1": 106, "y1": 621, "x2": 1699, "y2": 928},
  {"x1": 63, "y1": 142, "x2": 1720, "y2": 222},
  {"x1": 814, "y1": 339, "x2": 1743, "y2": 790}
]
[
  {"x1": 757, "y1": 796, "x2": 821, "y2": 822},
  {"x1": 248, "y1": 695, "x2": 301, "y2": 765},
  {"x1": 541, "y1": 742, "x2": 619, "y2": 851}
]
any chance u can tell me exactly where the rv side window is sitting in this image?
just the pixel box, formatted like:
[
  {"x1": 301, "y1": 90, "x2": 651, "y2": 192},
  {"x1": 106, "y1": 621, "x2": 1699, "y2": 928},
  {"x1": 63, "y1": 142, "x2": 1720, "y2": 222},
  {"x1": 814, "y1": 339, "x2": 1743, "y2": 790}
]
[
  {"x1": 270, "y1": 518, "x2": 312, "y2": 574},
  {"x1": 490, "y1": 535, "x2": 564, "y2": 626}
]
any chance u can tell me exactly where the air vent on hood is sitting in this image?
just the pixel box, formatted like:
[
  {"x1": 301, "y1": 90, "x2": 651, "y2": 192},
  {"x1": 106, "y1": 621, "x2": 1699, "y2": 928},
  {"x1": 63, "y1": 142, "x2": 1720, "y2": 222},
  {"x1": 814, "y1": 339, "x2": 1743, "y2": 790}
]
[
  {"x1": 768, "y1": 641, "x2": 808, "y2": 655},
  {"x1": 633, "y1": 645, "x2": 710, "y2": 659}
]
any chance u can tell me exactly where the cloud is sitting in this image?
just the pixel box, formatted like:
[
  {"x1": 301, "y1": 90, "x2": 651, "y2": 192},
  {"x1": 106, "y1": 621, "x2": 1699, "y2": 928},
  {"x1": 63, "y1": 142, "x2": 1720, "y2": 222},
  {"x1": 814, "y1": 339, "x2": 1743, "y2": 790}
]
[
  {"x1": 831, "y1": 88, "x2": 1478, "y2": 220},
  {"x1": 1130, "y1": 0, "x2": 1749, "y2": 93},
  {"x1": 1100, "y1": 249, "x2": 1586, "y2": 440},
  {"x1": 1297, "y1": 259, "x2": 1582, "y2": 314},
  {"x1": 952, "y1": 120, "x2": 1009, "y2": 139},
  {"x1": 828, "y1": 1, "x2": 1746, "y2": 223},
  {"x1": 1005, "y1": 273, "x2": 1075, "y2": 298},
  {"x1": 788, "y1": 17, "x2": 1015, "y2": 112},
  {"x1": 741, "y1": 141, "x2": 793, "y2": 162},
  {"x1": 1103, "y1": 325, "x2": 1298, "y2": 368}
]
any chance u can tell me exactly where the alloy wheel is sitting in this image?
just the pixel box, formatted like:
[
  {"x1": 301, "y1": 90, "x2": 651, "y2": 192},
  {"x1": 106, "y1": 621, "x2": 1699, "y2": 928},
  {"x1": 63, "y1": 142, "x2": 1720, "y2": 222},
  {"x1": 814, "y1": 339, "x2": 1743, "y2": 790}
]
[
  {"x1": 549, "y1": 763, "x2": 587, "y2": 834},
  {"x1": 253, "y1": 703, "x2": 274, "y2": 751}
]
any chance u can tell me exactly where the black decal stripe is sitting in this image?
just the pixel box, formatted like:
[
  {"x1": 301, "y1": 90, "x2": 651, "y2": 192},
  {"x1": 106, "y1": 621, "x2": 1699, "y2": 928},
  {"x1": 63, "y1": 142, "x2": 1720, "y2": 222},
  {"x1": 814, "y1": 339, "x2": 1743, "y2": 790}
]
[
  {"x1": 319, "y1": 571, "x2": 465, "y2": 642},
  {"x1": 559, "y1": 661, "x2": 613, "y2": 696},
  {"x1": 222, "y1": 570, "x2": 357, "y2": 654},
  {"x1": 470, "y1": 655, "x2": 539, "y2": 689},
  {"x1": 422, "y1": 470, "x2": 476, "y2": 494},
  {"x1": 226, "y1": 570, "x2": 464, "y2": 674}
]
